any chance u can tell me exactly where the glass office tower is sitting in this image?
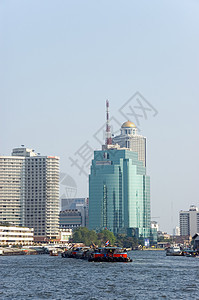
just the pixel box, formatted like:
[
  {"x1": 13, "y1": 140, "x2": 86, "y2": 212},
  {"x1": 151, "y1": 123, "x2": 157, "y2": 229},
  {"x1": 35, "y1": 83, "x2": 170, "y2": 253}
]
[{"x1": 89, "y1": 148, "x2": 151, "y2": 238}]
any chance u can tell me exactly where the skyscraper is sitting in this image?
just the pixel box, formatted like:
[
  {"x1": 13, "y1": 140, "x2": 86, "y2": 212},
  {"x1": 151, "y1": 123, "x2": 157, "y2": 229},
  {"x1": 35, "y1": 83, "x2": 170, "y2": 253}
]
[
  {"x1": 0, "y1": 148, "x2": 59, "y2": 241},
  {"x1": 112, "y1": 121, "x2": 146, "y2": 167},
  {"x1": 89, "y1": 102, "x2": 151, "y2": 237},
  {"x1": 89, "y1": 147, "x2": 150, "y2": 237}
]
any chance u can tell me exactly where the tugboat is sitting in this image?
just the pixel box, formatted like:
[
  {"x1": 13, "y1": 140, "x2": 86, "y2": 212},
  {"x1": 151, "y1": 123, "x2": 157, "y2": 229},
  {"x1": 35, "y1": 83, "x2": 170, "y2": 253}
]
[{"x1": 88, "y1": 247, "x2": 132, "y2": 262}]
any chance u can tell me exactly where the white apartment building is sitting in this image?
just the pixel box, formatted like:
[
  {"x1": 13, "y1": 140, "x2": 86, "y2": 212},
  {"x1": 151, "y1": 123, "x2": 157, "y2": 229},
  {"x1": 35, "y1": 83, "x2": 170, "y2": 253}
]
[
  {"x1": 0, "y1": 156, "x2": 25, "y2": 225},
  {"x1": 0, "y1": 225, "x2": 34, "y2": 245},
  {"x1": 179, "y1": 205, "x2": 199, "y2": 237},
  {"x1": 112, "y1": 121, "x2": 146, "y2": 167},
  {"x1": 0, "y1": 148, "x2": 60, "y2": 242},
  {"x1": 173, "y1": 226, "x2": 180, "y2": 236}
]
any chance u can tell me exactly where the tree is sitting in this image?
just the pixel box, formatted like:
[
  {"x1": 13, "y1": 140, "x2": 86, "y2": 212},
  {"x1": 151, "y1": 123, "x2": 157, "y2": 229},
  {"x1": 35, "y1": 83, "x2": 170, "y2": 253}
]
[
  {"x1": 116, "y1": 234, "x2": 141, "y2": 249},
  {"x1": 72, "y1": 227, "x2": 98, "y2": 246},
  {"x1": 97, "y1": 229, "x2": 116, "y2": 246}
]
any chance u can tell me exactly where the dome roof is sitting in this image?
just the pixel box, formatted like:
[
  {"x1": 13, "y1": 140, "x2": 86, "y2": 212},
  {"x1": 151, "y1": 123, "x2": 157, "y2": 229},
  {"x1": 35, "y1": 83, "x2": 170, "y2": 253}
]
[{"x1": 121, "y1": 121, "x2": 136, "y2": 128}]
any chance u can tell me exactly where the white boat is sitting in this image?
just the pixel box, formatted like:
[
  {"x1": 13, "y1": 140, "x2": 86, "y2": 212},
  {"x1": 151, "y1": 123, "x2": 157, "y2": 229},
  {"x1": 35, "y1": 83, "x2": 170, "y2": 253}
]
[{"x1": 166, "y1": 245, "x2": 182, "y2": 256}]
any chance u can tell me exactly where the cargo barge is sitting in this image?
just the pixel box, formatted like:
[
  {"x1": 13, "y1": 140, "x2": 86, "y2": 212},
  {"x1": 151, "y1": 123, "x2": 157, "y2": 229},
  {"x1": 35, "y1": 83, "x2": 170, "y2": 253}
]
[{"x1": 62, "y1": 246, "x2": 132, "y2": 262}]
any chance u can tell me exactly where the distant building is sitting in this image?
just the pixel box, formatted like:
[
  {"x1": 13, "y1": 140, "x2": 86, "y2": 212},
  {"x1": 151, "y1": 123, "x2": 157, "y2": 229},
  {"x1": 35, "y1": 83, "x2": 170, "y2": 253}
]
[
  {"x1": 151, "y1": 221, "x2": 159, "y2": 231},
  {"x1": 61, "y1": 198, "x2": 89, "y2": 227},
  {"x1": 179, "y1": 205, "x2": 199, "y2": 237},
  {"x1": 157, "y1": 231, "x2": 171, "y2": 240},
  {"x1": 173, "y1": 226, "x2": 180, "y2": 236},
  {"x1": 0, "y1": 148, "x2": 60, "y2": 242},
  {"x1": 151, "y1": 221, "x2": 159, "y2": 242},
  {"x1": 0, "y1": 225, "x2": 34, "y2": 245},
  {"x1": 112, "y1": 121, "x2": 146, "y2": 167},
  {"x1": 59, "y1": 209, "x2": 82, "y2": 229}
]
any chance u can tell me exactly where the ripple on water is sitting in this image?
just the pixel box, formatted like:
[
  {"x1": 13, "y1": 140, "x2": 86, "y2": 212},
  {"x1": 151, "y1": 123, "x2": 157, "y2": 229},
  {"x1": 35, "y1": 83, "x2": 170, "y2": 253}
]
[{"x1": 0, "y1": 252, "x2": 199, "y2": 299}]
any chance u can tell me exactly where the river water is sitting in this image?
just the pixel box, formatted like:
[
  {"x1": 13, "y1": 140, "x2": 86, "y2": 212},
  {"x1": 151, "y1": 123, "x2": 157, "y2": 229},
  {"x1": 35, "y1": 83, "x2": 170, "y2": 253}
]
[{"x1": 0, "y1": 250, "x2": 199, "y2": 299}]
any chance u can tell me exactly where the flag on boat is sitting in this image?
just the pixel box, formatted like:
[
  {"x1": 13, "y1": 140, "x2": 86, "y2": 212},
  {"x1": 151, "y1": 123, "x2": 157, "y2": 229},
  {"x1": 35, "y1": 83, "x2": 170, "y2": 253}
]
[{"x1": 105, "y1": 240, "x2": 110, "y2": 246}]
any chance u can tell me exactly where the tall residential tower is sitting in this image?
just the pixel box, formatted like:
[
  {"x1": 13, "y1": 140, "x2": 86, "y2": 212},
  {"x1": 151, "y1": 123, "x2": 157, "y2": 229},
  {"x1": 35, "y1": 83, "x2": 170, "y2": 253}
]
[{"x1": 0, "y1": 148, "x2": 60, "y2": 241}]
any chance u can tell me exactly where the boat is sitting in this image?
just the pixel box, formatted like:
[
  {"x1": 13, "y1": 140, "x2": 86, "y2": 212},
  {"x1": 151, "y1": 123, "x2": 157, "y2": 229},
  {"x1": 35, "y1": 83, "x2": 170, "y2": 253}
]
[
  {"x1": 62, "y1": 246, "x2": 132, "y2": 262},
  {"x1": 49, "y1": 249, "x2": 59, "y2": 256},
  {"x1": 62, "y1": 246, "x2": 91, "y2": 258},
  {"x1": 166, "y1": 245, "x2": 182, "y2": 256},
  {"x1": 182, "y1": 250, "x2": 199, "y2": 257},
  {"x1": 88, "y1": 247, "x2": 132, "y2": 262}
]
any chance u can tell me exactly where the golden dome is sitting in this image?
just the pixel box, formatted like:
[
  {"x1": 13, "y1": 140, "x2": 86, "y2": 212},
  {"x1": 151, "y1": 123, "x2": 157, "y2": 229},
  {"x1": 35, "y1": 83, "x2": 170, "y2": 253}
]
[{"x1": 121, "y1": 121, "x2": 136, "y2": 128}]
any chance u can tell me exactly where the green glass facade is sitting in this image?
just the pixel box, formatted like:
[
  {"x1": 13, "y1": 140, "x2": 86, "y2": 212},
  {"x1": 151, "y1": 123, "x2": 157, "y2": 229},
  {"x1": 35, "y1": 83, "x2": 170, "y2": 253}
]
[{"x1": 89, "y1": 149, "x2": 151, "y2": 238}]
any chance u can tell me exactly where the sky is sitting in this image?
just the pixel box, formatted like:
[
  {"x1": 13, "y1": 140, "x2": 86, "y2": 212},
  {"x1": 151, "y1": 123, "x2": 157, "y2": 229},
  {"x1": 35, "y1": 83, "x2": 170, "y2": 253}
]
[{"x1": 1, "y1": 0, "x2": 199, "y2": 234}]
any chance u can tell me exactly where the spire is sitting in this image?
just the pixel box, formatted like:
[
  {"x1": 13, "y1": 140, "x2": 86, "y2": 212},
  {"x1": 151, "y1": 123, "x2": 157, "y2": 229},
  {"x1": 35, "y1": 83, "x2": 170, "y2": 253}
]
[{"x1": 106, "y1": 100, "x2": 112, "y2": 145}]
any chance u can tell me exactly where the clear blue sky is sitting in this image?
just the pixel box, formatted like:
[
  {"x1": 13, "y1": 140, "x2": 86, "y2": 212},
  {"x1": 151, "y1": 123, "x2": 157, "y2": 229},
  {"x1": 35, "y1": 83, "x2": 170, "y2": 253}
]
[{"x1": 1, "y1": 0, "x2": 199, "y2": 233}]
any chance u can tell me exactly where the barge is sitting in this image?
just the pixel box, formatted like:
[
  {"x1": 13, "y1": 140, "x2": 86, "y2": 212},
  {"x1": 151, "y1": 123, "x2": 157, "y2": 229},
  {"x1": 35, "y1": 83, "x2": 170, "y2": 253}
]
[
  {"x1": 88, "y1": 247, "x2": 132, "y2": 262},
  {"x1": 62, "y1": 246, "x2": 132, "y2": 262}
]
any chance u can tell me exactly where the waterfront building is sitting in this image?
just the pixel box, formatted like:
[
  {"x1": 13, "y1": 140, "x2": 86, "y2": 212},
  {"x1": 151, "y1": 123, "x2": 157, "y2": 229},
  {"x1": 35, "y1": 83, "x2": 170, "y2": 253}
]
[
  {"x1": 112, "y1": 121, "x2": 146, "y2": 167},
  {"x1": 0, "y1": 225, "x2": 34, "y2": 245},
  {"x1": 0, "y1": 147, "x2": 60, "y2": 242},
  {"x1": 23, "y1": 153, "x2": 59, "y2": 241},
  {"x1": 192, "y1": 233, "x2": 199, "y2": 250},
  {"x1": 89, "y1": 145, "x2": 151, "y2": 237},
  {"x1": 179, "y1": 205, "x2": 199, "y2": 237},
  {"x1": 58, "y1": 228, "x2": 73, "y2": 243}
]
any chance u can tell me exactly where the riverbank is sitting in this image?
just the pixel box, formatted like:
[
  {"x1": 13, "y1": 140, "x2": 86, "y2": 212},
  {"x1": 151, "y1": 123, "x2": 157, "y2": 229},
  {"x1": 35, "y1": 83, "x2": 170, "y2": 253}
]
[
  {"x1": 142, "y1": 247, "x2": 164, "y2": 251},
  {"x1": 0, "y1": 247, "x2": 48, "y2": 256}
]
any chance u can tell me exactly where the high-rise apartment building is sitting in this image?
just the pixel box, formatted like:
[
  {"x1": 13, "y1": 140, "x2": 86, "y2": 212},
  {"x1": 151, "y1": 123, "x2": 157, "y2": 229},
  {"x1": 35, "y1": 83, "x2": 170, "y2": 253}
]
[
  {"x1": 112, "y1": 121, "x2": 146, "y2": 167},
  {"x1": 0, "y1": 156, "x2": 25, "y2": 225},
  {"x1": 179, "y1": 205, "x2": 199, "y2": 237},
  {"x1": 0, "y1": 148, "x2": 59, "y2": 241},
  {"x1": 23, "y1": 154, "x2": 59, "y2": 240},
  {"x1": 89, "y1": 146, "x2": 151, "y2": 237}
]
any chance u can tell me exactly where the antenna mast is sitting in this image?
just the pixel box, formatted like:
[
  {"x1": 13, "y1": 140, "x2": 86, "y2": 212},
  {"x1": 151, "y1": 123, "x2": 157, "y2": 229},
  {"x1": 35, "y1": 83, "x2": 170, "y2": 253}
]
[{"x1": 106, "y1": 99, "x2": 112, "y2": 145}]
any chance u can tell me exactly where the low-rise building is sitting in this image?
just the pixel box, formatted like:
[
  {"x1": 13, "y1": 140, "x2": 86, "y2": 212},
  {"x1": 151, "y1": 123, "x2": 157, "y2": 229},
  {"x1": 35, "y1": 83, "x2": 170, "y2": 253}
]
[
  {"x1": 0, "y1": 225, "x2": 34, "y2": 245},
  {"x1": 59, "y1": 229, "x2": 73, "y2": 243}
]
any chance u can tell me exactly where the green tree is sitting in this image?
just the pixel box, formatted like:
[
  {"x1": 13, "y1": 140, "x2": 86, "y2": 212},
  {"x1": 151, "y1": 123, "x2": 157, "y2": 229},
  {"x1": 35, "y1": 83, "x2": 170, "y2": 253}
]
[
  {"x1": 97, "y1": 229, "x2": 116, "y2": 246},
  {"x1": 72, "y1": 227, "x2": 98, "y2": 246}
]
